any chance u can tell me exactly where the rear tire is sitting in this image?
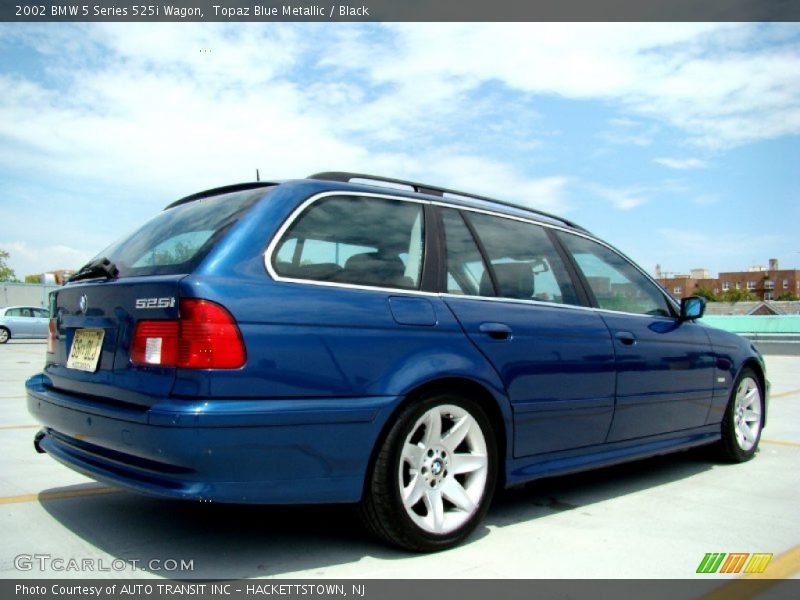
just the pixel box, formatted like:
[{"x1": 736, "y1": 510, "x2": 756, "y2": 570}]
[
  {"x1": 717, "y1": 368, "x2": 763, "y2": 463},
  {"x1": 360, "y1": 393, "x2": 498, "y2": 552},
  {"x1": 0, "y1": 327, "x2": 9, "y2": 344}
]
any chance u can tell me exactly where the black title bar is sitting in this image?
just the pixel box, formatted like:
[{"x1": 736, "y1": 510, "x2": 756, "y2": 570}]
[{"x1": 2, "y1": 0, "x2": 799, "y2": 22}]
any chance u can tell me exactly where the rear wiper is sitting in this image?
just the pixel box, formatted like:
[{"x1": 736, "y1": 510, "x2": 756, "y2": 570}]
[{"x1": 69, "y1": 257, "x2": 119, "y2": 283}]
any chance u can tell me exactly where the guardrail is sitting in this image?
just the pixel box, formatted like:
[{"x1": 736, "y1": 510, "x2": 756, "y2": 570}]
[{"x1": 701, "y1": 315, "x2": 800, "y2": 356}]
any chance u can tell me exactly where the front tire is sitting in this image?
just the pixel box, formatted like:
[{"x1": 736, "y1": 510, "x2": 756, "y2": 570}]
[
  {"x1": 718, "y1": 368, "x2": 763, "y2": 462},
  {"x1": 360, "y1": 393, "x2": 498, "y2": 552}
]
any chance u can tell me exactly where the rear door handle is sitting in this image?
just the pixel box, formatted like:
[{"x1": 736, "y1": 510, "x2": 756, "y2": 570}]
[
  {"x1": 479, "y1": 322, "x2": 512, "y2": 341},
  {"x1": 614, "y1": 331, "x2": 637, "y2": 346}
]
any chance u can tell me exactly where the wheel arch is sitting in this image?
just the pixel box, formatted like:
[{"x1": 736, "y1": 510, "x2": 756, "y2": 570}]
[
  {"x1": 737, "y1": 357, "x2": 768, "y2": 427},
  {"x1": 362, "y1": 376, "x2": 512, "y2": 500}
]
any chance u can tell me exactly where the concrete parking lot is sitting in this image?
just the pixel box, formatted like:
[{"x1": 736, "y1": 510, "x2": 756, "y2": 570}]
[{"x1": 1, "y1": 341, "x2": 798, "y2": 580}]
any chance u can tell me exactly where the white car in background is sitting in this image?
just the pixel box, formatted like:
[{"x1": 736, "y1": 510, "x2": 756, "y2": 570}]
[{"x1": 0, "y1": 306, "x2": 49, "y2": 343}]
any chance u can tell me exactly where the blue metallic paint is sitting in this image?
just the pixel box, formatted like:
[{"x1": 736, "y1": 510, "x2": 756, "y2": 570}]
[
  {"x1": 443, "y1": 297, "x2": 617, "y2": 457},
  {"x1": 28, "y1": 373, "x2": 399, "y2": 503},
  {"x1": 599, "y1": 312, "x2": 717, "y2": 441}
]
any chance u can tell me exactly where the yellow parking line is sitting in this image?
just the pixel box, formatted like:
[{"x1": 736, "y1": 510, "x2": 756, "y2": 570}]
[
  {"x1": 0, "y1": 486, "x2": 119, "y2": 505},
  {"x1": 700, "y1": 546, "x2": 800, "y2": 600},
  {"x1": 742, "y1": 545, "x2": 800, "y2": 580},
  {"x1": 0, "y1": 424, "x2": 39, "y2": 430},
  {"x1": 761, "y1": 439, "x2": 800, "y2": 448},
  {"x1": 770, "y1": 388, "x2": 800, "y2": 400}
]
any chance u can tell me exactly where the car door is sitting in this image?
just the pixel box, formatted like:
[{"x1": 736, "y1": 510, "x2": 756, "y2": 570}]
[
  {"x1": 556, "y1": 231, "x2": 716, "y2": 441},
  {"x1": 5, "y1": 308, "x2": 33, "y2": 337},
  {"x1": 439, "y1": 208, "x2": 616, "y2": 457},
  {"x1": 31, "y1": 308, "x2": 50, "y2": 337}
]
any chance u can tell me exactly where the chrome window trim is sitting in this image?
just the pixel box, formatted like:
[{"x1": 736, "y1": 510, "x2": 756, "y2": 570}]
[
  {"x1": 438, "y1": 292, "x2": 597, "y2": 313},
  {"x1": 264, "y1": 189, "x2": 680, "y2": 317}
]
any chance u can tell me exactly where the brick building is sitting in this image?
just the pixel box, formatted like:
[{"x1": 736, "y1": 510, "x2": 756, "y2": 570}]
[{"x1": 657, "y1": 259, "x2": 800, "y2": 301}]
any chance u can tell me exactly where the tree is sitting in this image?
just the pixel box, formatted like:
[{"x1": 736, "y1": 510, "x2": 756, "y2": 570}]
[
  {"x1": 721, "y1": 288, "x2": 757, "y2": 302},
  {"x1": 776, "y1": 292, "x2": 799, "y2": 301},
  {"x1": 693, "y1": 286, "x2": 720, "y2": 302},
  {"x1": 0, "y1": 249, "x2": 18, "y2": 282}
]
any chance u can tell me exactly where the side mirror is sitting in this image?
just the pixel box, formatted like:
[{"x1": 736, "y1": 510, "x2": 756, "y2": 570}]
[{"x1": 680, "y1": 296, "x2": 706, "y2": 321}]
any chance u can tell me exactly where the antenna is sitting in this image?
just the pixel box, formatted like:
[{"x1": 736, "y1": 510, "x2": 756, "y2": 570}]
[{"x1": 256, "y1": 169, "x2": 260, "y2": 182}]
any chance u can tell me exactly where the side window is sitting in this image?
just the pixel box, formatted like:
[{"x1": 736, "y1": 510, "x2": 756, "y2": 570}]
[
  {"x1": 558, "y1": 232, "x2": 673, "y2": 317},
  {"x1": 33, "y1": 308, "x2": 48, "y2": 318},
  {"x1": 272, "y1": 195, "x2": 424, "y2": 290},
  {"x1": 464, "y1": 212, "x2": 579, "y2": 305},
  {"x1": 441, "y1": 209, "x2": 488, "y2": 296},
  {"x1": 6, "y1": 308, "x2": 22, "y2": 317}
]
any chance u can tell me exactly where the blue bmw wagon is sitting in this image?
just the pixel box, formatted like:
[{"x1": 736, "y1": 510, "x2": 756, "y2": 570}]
[{"x1": 27, "y1": 172, "x2": 768, "y2": 551}]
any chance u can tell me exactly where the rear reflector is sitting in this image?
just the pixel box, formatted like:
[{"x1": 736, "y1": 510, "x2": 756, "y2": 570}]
[
  {"x1": 47, "y1": 319, "x2": 57, "y2": 354},
  {"x1": 131, "y1": 299, "x2": 245, "y2": 369}
]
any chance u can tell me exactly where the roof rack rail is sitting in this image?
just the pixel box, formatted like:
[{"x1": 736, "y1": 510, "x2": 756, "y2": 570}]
[
  {"x1": 308, "y1": 171, "x2": 586, "y2": 232},
  {"x1": 166, "y1": 182, "x2": 276, "y2": 209}
]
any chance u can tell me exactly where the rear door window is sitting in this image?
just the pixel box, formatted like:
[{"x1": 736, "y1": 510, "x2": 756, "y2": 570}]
[
  {"x1": 272, "y1": 195, "x2": 424, "y2": 290},
  {"x1": 441, "y1": 209, "x2": 488, "y2": 296},
  {"x1": 459, "y1": 212, "x2": 579, "y2": 305}
]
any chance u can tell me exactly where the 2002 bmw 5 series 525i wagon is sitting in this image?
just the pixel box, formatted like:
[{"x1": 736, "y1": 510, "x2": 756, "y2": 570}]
[{"x1": 27, "y1": 172, "x2": 768, "y2": 551}]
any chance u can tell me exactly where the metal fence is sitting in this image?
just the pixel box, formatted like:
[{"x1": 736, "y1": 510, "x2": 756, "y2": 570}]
[{"x1": 0, "y1": 282, "x2": 60, "y2": 309}]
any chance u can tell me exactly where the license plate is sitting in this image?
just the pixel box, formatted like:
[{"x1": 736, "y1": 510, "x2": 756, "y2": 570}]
[{"x1": 66, "y1": 329, "x2": 105, "y2": 372}]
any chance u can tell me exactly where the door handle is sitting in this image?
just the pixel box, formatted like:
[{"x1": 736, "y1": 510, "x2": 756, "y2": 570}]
[
  {"x1": 614, "y1": 331, "x2": 637, "y2": 346},
  {"x1": 479, "y1": 322, "x2": 512, "y2": 341}
]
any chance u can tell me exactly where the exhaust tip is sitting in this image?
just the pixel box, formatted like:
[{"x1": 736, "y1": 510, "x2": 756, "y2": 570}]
[{"x1": 33, "y1": 429, "x2": 47, "y2": 454}]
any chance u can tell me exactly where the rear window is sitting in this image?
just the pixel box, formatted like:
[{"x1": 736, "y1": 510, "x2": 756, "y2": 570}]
[{"x1": 90, "y1": 190, "x2": 263, "y2": 278}]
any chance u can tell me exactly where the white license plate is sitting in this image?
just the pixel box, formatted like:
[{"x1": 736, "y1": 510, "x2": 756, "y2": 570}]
[{"x1": 66, "y1": 329, "x2": 105, "y2": 372}]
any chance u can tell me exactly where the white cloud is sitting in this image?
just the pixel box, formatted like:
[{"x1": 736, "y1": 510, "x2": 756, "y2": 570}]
[
  {"x1": 0, "y1": 241, "x2": 91, "y2": 278},
  {"x1": 692, "y1": 194, "x2": 720, "y2": 206},
  {"x1": 0, "y1": 26, "x2": 368, "y2": 195},
  {"x1": 654, "y1": 157, "x2": 708, "y2": 170},
  {"x1": 590, "y1": 185, "x2": 651, "y2": 211},
  {"x1": 324, "y1": 23, "x2": 800, "y2": 149}
]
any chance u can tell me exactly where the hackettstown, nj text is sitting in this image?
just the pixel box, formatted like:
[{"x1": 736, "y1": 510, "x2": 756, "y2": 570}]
[{"x1": 17, "y1": 583, "x2": 364, "y2": 597}]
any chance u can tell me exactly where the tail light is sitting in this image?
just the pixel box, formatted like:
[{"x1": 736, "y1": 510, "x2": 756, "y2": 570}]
[
  {"x1": 131, "y1": 299, "x2": 246, "y2": 369},
  {"x1": 47, "y1": 319, "x2": 57, "y2": 354}
]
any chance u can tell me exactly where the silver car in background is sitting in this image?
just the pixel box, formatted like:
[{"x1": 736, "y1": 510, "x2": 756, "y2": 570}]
[{"x1": 0, "y1": 306, "x2": 49, "y2": 343}]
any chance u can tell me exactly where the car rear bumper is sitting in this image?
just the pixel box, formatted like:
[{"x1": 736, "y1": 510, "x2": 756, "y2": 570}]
[{"x1": 26, "y1": 373, "x2": 397, "y2": 504}]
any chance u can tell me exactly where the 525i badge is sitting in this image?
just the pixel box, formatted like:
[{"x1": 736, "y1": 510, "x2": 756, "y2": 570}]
[{"x1": 135, "y1": 297, "x2": 176, "y2": 309}]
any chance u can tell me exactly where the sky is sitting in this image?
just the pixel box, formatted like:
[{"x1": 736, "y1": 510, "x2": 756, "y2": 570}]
[{"x1": 0, "y1": 22, "x2": 798, "y2": 279}]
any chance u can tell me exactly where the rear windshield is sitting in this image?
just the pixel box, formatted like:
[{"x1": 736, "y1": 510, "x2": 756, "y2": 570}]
[{"x1": 90, "y1": 189, "x2": 264, "y2": 278}]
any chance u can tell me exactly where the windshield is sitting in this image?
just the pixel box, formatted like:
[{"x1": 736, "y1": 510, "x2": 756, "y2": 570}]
[{"x1": 89, "y1": 189, "x2": 264, "y2": 278}]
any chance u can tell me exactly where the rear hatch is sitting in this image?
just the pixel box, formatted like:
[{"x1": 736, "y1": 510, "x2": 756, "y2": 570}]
[
  {"x1": 43, "y1": 188, "x2": 264, "y2": 408},
  {"x1": 46, "y1": 277, "x2": 184, "y2": 407}
]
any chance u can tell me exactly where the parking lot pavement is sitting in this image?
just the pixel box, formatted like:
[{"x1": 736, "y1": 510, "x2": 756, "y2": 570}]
[{"x1": 1, "y1": 342, "x2": 798, "y2": 580}]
